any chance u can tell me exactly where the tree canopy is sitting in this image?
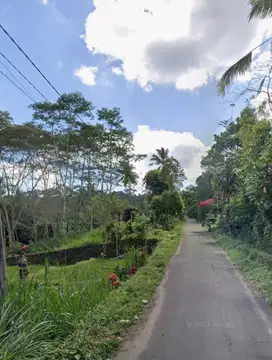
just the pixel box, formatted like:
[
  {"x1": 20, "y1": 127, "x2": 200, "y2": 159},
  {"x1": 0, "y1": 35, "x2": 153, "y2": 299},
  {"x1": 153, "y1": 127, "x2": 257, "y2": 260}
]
[
  {"x1": 0, "y1": 92, "x2": 145, "y2": 247},
  {"x1": 190, "y1": 107, "x2": 272, "y2": 251}
]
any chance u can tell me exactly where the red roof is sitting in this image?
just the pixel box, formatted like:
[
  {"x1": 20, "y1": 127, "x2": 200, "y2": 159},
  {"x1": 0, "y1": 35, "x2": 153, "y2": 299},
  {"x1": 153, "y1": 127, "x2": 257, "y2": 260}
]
[{"x1": 198, "y1": 198, "x2": 215, "y2": 208}]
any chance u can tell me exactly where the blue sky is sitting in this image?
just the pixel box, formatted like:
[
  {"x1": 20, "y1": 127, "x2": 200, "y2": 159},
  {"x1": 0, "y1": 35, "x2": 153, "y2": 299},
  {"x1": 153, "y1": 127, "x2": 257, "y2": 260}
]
[{"x1": 0, "y1": 0, "x2": 271, "y2": 183}]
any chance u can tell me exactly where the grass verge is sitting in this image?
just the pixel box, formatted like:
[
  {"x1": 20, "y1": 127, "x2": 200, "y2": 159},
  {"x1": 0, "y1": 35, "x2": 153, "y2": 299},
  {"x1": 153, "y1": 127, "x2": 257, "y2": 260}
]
[
  {"x1": 2, "y1": 258, "x2": 127, "y2": 360},
  {"x1": 43, "y1": 223, "x2": 183, "y2": 360},
  {"x1": 215, "y1": 234, "x2": 272, "y2": 305}
]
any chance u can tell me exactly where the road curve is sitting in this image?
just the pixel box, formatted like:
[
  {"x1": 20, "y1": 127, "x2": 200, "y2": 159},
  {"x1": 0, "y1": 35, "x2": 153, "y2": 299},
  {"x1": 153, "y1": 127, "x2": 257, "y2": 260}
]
[{"x1": 115, "y1": 220, "x2": 272, "y2": 360}]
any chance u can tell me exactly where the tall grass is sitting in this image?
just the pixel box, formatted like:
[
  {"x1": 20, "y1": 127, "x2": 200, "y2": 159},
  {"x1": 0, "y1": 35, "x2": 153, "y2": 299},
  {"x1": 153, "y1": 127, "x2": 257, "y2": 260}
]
[
  {"x1": 1, "y1": 245, "x2": 148, "y2": 360},
  {"x1": 1, "y1": 257, "x2": 118, "y2": 360}
]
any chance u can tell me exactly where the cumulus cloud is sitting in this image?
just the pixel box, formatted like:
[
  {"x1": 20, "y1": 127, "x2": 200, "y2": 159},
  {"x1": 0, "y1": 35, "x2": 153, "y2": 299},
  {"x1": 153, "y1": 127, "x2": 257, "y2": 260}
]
[
  {"x1": 112, "y1": 66, "x2": 123, "y2": 76},
  {"x1": 41, "y1": 0, "x2": 48, "y2": 5},
  {"x1": 83, "y1": 0, "x2": 272, "y2": 91},
  {"x1": 74, "y1": 66, "x2": 98, "y2": 86},
  {"x1": 133, "y1": 125, "x2": 208, "y2": 190}
]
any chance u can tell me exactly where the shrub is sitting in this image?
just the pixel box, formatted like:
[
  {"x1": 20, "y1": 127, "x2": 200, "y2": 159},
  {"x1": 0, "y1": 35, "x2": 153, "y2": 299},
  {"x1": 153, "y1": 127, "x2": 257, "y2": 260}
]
[
  {"x1": 122, "y1": 207, "x2": 138, "y2": 222},
  {"x1": 150, "y1": 190, "x2": 184, "y2": 228},
  {"x1": 105, "y1": 221, "x2": 125, "y2": 243},
  {"x1": 131, "y1": 215, "x2": 149, "y2": 238}
]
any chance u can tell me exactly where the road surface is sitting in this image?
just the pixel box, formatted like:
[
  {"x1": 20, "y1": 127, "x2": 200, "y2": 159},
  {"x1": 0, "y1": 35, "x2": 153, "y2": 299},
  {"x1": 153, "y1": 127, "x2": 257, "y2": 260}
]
[{"x1": 115, "y1": 220, "x2": 272, "y2": 360}]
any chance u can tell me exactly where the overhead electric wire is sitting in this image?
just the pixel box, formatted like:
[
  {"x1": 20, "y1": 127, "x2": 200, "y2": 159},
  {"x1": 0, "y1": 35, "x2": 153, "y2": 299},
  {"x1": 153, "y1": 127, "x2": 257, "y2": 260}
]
[
  {"x1": 0, "y1": 68, "x2": 36, "y2": 102},
  {"x1": 0, "y1": 24, "x2": 86, "y2": 124},
  {"x1": 0, "y1": 58, "x2": 34, "y2": 100},
  {"x1": 0, "y1": 51, "x2": 50, "y2": 102}
]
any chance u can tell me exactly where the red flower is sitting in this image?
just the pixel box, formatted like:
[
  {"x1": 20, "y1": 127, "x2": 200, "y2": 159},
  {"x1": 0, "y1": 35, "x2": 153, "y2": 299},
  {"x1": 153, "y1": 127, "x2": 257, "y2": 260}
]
[
  {"x1": 108, "y1": 273, "x2": 120, "y2": 288},
  {"x1": 128, "y1": 265, "x2": 137, "y2": 276},
  {"x1": 109, "y1": 273, "x2": 118, "y2": 281},
  {"x1": 23, "y1": 245, "x2": 29, "y2": 252}
]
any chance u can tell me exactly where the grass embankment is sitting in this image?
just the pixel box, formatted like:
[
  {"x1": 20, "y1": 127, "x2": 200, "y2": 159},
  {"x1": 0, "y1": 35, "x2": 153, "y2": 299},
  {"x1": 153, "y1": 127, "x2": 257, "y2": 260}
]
[
  {"x1": 43, "y1": 223, "x2": 183, "y2": 360},
  {"x1": 216, "y1": 234, "x2": 272, "y2": 305},
  {"x1": 7, "y1": 258, "x2": 123, "y2": 285},
  {"x1": 2, "y1": 257, "x2": 126, "y2": 360},
  {"x1": 27, "y1": 228, "x2": 105, "y2": 253},
  {"x1": 26, "y1": 225, "x2": 161, "y2": 254}
]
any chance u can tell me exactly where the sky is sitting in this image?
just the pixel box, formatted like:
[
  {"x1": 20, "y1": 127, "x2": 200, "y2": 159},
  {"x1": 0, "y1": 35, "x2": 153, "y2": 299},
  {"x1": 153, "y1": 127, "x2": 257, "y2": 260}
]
[{"x1": 0, "y1": 0, "x2": 271, "y2": 186}]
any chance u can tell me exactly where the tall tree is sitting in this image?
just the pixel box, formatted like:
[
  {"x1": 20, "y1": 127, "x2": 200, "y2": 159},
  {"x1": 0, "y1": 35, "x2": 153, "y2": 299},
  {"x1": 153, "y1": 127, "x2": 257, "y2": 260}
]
[
  {"x1": 196, "y1": 106, "x2": 272, "y2": 249},
  {"x1": 0, "y1": 94, "x2": 145, "y2": 250}
]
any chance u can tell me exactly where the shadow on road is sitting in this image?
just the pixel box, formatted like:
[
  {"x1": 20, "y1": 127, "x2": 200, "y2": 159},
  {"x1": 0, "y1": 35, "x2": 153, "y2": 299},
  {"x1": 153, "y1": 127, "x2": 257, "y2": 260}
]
[{"x1": 190, "y1": 231, "x2": 209, "y2": 237}]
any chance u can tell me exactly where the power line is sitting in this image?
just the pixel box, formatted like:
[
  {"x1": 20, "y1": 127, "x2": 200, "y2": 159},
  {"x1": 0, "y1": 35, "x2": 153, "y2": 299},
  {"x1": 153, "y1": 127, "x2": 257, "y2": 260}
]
[
  {"x1": 0, "y1": 51, "x2": 50, "y2": 102},
  {"x1": 0, "y1": 58, "x2": 34, "y2": 100},
  {"x1": 0, "y1": 68, "x2": 36, "y2": 102},
  {"x1": 0, "y1": 24, "x2": 85, "y2": 124}
]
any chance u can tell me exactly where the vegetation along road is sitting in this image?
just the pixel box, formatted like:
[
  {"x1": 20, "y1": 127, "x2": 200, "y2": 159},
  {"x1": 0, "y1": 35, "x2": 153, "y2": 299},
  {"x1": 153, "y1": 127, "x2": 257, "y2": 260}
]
[{"x1": 116, "y1": 220, "x2": 272, "y2": 360}]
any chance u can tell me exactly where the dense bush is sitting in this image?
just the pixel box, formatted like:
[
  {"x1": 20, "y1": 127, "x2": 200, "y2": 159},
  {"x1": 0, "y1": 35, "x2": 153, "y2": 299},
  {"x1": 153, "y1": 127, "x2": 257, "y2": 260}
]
[
  {"x1": 122, "y1": 206, "x2": 139, "y2": 222},
  {"x1": 105, "y1": 221, "x2": 125, "y2": 243},
  {"x1": 150, "y1": 190, "x2": 184, "y2": 229},
  {"x1": 191, "y1": 108, "x2": 272, "y2": 252}
]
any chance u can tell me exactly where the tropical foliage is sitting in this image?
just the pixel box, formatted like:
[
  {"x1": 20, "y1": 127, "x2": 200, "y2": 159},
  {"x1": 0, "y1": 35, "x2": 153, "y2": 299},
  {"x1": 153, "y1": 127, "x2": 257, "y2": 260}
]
[
  {"x1": 191, "y1": 107, "x2": 272, "y2": 252},
  {"x1": 145, "y1": 149, "x2": 186, "y2": 229},
  {"x1": 0, "y1": 93, "x2": 146, "y2": 251},
  {"x1": 149, "y1": 147, "x2": 169, "y2": 168},
  {"x1": 218, "y1": 0, "x2": 272, "y2": 95}
]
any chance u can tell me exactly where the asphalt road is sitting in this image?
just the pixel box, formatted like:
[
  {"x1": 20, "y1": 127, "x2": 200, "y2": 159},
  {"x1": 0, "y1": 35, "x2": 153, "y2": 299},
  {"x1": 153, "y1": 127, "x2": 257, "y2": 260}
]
[{"x1": 115, "y1": 220, "x2": 272, "y2": 360}]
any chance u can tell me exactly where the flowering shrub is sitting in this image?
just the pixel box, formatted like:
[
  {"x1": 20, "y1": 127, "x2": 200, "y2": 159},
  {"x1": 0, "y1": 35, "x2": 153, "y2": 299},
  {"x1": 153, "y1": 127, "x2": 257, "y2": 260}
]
[
  {"x1": 23, "y1": 244, "x2": 30, "y2": 252},
  {"x1": 128, "y1": 265, "x2": 137, "y2": 276},
  {"x1": 108, "y1": 273, "x2": 120, "y2": 288}
]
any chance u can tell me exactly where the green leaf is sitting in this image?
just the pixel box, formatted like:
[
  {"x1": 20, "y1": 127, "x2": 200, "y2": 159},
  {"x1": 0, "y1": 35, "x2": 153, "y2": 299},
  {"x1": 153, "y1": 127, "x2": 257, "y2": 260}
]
[
  {"x1": 257, "y1": 77, "x2": 266, "y2": 94},
  {"x1": 248, "y1": 0, "x2": 272, "y2": 21},
  {"x1": 218, "y1": 52, "x2": 252, "y2": 96}
]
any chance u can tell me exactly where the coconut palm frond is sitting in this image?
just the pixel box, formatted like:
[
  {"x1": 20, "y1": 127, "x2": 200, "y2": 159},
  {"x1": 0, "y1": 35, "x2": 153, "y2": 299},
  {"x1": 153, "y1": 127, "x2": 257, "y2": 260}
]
[
  {"x1": 150, "y1": 154, "x2": 161, "y2": 164},
  {"x1": 248, "y1": 0, "x2": 272, "y2": 21},
  {"x1": 218, "y1": 52, "x2": 253, "y2": 96},
  {"x1": 150, "y1": 147, "x2": 170, "y2": 168},
  {"x1": 257, "y1": 77, "x2": 266, "y2": 94},
  {"x1": 157, "y1": 147, "x2": 169, "y2": 161}
]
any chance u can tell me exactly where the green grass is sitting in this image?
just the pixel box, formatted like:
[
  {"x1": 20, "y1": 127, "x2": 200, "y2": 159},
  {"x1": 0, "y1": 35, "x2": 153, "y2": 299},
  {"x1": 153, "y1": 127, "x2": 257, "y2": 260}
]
[
  {"x1": 27, "y1": 228, "x2": 105, "y2": 253},
  {"x1": 2, "y1": 257, "x2": 126, "y2": 360},
  {"x1": 7, "y1": 258, "x2": 123, "y2": 285},
  {"x1": 43, "y1": 224, "x2": 183, "y2": 360},
  {"x1": 28, "y1": 224, "x2": 164, "y2": 255},
  {"x1": 216, "y1": 234, "x2": 272, "y2": 305},
  {"x1": 1, "y1": 224, "x2": 182, "y2": 360}
]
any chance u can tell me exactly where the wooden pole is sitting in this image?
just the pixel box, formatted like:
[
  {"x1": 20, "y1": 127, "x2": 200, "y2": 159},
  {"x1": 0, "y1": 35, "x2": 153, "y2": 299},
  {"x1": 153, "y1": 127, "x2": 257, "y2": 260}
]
[{"x1": 0, "y1": 211, "x2": 7, "y2": 298}]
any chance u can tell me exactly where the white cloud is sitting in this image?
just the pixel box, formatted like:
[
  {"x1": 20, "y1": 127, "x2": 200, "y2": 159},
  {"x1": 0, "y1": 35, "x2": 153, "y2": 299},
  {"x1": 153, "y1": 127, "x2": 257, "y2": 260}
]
[
  {"x1": 82, "y1": 0, "x2": 272, "y2": 91},
  {"x1": 112, "y1": 66, "x2": 123, "y2": 76},
  {"x1": 41, "y1": 0, "x2": 48, "y2": 5},
  {"x1": 133, "y1": 125, "x2": 208, "y2": 190},
  {"x1": 99, "y1": 72, "x2": 113, "y2": 87},
  {"x1": 74, "y1": 65, "x2": 98, "y2": 86}
]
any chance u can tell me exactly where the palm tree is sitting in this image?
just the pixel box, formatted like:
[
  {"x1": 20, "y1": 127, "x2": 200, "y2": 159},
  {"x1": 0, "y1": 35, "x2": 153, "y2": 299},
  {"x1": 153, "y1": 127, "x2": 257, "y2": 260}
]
[
  {"x1": 218, "y1": 0, "x2": 272, "y2": 95},
  {"x1": 119, "y1": 161, "x2": 138, "y2": 188},
  {"x1": 149, "y1": 147, "x2": 169, "y2": 168}
]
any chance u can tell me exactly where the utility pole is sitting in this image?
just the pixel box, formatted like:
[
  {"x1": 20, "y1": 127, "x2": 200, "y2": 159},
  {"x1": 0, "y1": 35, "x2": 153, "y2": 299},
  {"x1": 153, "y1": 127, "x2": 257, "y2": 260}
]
[{"x1": 0, "y1": 210, "x2": 7, "y2": 298}]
